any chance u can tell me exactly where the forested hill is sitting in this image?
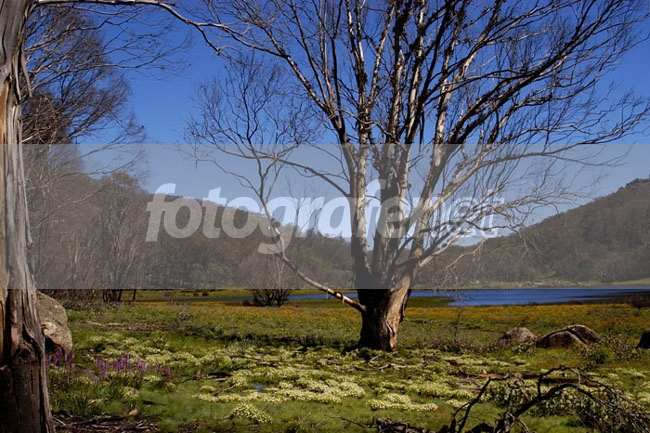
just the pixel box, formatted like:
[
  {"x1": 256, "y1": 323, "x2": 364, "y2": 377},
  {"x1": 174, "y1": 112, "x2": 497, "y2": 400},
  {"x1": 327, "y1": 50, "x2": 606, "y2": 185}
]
[
  {"x1": 29, "y1": 166, "x2": 649, "y2": 298},
  {"x1": 27, "y1": 170, "x2": 354, "y2": 297},
  {"x1": 421, "y1": 178, "x2": 650, "y2": 287}
]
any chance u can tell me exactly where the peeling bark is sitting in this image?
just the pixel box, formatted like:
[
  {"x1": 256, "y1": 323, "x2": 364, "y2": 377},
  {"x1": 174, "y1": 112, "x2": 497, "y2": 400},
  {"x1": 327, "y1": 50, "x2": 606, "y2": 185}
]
[{"x1": 0, "y1": 1, "x2": 55, "y2": 431}]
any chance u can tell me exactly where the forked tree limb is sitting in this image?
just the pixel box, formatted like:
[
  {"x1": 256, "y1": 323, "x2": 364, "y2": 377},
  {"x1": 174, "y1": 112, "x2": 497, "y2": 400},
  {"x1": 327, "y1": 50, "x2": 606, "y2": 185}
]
[{"x1": 34, "y1": 0, "x2": 225, "y2": 54}]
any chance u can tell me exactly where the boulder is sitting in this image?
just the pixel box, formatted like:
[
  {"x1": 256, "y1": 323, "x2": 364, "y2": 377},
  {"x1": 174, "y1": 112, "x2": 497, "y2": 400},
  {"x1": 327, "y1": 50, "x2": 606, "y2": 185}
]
[
  {"x1": 498, "y1": 327, "x2": 536, "y2": 345},
  {"x1": 536, "y1": 331, "x2": 584, "y2": 348},
  {"x1": 563, "y1": 325, "x2": 601, "y2": 344},
  {"x1": 536, "y1": 324, "x2": 600, "y2": 349},
  {"x1": 638, "y1": 328, "x2": 650, "y2": 349},
  {"x1": 37, "y1": 291, "x2": 73, "y2": 354}
]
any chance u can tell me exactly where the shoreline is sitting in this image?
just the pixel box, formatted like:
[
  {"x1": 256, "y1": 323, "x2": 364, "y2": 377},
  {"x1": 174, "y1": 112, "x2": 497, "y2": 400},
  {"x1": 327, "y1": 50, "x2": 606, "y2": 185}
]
[
  {"x1": 135, "y1": 285, "x2": 650, "y2": 308},
  {"x1": 414, "y1": 277, "x2": 650, "y2": 291}
]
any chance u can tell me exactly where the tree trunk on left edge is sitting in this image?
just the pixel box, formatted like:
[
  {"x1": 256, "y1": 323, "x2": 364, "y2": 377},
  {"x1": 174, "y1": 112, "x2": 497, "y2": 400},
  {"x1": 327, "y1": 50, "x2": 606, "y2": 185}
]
[
  {"x1": 357, "y1": 286, "x2": 411, "y2": 352},
  {"x1": 0, "y1": 1, "x2": 56, "y2": 432}
]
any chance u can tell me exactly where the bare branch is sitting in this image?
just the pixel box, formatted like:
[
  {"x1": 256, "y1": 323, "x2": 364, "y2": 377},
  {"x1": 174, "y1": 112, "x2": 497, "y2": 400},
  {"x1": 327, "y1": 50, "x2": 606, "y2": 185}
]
[{"x1": 182, "y1": 0, "x2": 650, "y2": 350}]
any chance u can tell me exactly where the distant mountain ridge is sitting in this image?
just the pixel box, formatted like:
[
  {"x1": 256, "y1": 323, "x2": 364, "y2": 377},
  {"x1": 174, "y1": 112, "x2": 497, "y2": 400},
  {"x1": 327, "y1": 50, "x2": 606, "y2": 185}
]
[
  {"x1": 420, "y1": 178, "x2": 650, "y2": 286},
  {"x1": 165, "y1": 178, "x2": 650, "y2": 289},
  {"x1": 30, "y1": 167, "x2": 649, "y2": 295}
]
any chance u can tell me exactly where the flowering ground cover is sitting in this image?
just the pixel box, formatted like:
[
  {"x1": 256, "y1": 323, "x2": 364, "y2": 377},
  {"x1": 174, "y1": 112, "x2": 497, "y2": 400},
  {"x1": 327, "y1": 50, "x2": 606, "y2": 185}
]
[{"x1": 50, "y1": 296, "x2": 650, "y2": 432}]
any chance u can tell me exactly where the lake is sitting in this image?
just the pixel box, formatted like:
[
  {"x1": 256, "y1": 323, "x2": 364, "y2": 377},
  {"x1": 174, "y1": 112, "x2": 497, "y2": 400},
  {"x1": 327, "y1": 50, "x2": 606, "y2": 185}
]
[
  {"x1": 410, "y1": 286, "x2": 650, "y2": 306},
  {"x1": 171, "y1": 286, "x2": 650, "y2": 307}
]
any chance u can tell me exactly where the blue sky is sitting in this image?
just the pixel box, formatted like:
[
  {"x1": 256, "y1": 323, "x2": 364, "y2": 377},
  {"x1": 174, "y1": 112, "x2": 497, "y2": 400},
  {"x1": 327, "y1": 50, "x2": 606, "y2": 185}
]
[{"x1": 83, "y1": 11, "x2": 650, "y2": 216}]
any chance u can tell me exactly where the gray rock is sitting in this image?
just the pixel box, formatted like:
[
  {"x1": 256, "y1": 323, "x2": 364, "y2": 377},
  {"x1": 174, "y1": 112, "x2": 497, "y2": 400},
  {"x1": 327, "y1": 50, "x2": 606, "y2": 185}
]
[
  {"x1": 638, "y1": 328, "x2": 650, "y2": 349},
  {"x1": 498, "y1": 327, "x2": 536, "y2": 345},
  {"x1": 37, "y1": 291, "x2": 73, "y2": 354},
  {"x1": 563, "y1": 324, "x2": 601, "y2": 345},
  {"x1": 536, "y1": 324, "x2": 600, "y2": 349}
]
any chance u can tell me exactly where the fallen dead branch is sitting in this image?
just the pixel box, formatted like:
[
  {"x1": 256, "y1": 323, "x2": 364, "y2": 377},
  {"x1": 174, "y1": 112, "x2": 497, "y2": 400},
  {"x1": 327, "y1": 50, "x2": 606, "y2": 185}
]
[{"x1": 372, "y1": 367, "x2": 650, "y2": 433}]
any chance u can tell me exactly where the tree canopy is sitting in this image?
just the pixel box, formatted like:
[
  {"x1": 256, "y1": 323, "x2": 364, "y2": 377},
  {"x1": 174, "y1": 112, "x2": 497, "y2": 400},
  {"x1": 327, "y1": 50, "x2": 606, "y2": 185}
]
[{"x1": 186, "y1": 0, "x2": 650, "y2": 350}]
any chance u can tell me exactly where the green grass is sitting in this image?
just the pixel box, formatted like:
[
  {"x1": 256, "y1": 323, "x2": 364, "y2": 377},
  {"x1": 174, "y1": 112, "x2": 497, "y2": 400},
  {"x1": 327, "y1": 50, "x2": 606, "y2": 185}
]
[
  {"x1": 52, "y1": 299, "x2": 650, "y2": 432},
  {"x1": 132, "y1": 287, "x2": 358, "y2": 303},
  {"x1": 612, "y1": 277, "x2": 650, "y2": 287}
]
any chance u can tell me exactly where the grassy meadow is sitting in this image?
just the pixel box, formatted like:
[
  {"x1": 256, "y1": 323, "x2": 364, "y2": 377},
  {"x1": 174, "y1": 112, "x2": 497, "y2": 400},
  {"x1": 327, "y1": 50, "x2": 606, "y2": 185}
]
[{"x1": 50, "y1": 292, "x2": 650, "y2": 432}]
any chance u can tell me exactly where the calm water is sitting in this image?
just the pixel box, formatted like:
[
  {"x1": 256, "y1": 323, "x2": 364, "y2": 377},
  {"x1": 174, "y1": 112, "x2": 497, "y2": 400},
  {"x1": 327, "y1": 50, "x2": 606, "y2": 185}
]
[
  {"x1": 410, "y1": 286, "x2": 650, "y2": 307},
  {"x1": 172, "y1": 286, "x2": 650, "y2": 307}
]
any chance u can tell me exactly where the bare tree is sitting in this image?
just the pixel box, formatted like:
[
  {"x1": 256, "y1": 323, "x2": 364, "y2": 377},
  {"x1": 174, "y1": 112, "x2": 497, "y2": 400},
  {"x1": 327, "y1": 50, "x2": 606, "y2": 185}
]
[
  {"x1": 23, "y1": 5, "x2": 146, "y2": 144},
  {"x1": 239, "y1": 253, "x2": 294, "y2": 307},
  {"x1": 188, "y1": 0, "x2": 650, "y2": 351},
  {"x1": 22, "y1": 3, "x2": 182, "y2": 300},
  {"x1": 91, "y1": 173, "x2": 150, "y2": 303},
  {"x1": 0, "y1": 1, "x2": 190, "y2": 430}
]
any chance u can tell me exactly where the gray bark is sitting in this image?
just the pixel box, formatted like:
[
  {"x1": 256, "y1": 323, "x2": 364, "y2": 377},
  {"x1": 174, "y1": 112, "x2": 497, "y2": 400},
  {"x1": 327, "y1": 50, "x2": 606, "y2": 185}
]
[{"x1": 0, "y1": 1, "x2": 56, "y2": 431}]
